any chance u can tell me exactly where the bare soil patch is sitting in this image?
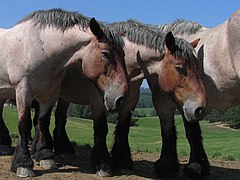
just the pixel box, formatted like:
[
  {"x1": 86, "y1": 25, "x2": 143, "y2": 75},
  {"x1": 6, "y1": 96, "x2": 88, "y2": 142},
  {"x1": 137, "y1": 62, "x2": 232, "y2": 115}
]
[{"x1": 0, "y1": 145, "x2": 240, "y2": 180}]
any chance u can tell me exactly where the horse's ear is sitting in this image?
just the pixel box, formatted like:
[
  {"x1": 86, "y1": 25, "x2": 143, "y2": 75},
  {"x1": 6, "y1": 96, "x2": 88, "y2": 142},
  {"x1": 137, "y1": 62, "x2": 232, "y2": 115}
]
[
  {"x1": 165, "y1": 31, "x2": 176, "y2": 53},
  {"x1": 190, "y1": 38, "x2": 200, "y2": 48},
  {"x1": 90, "y1": 18, "x2": 106, "y2": 40}
]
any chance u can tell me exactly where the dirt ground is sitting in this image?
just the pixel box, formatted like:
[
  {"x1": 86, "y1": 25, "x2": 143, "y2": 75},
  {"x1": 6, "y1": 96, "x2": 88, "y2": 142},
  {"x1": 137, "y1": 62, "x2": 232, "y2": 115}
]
[{"x1": 0, "y1": 145, "x2": 240, "y2": 180}]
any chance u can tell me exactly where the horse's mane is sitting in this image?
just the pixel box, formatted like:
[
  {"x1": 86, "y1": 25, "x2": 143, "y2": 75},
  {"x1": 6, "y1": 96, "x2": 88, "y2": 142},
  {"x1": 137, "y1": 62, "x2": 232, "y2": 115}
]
[
  {"x1": 18, "y1": 8, "x2": 124, "y2": 51},
  {"x1": 109, "y1": 19, "x2": 195, "y2": 63},
  {"x1": 109, "y1": 19, "x2": 165, "y2": 53},
  {"x1": 156, "y1": 19, "x2": 204, "y2": 36}
]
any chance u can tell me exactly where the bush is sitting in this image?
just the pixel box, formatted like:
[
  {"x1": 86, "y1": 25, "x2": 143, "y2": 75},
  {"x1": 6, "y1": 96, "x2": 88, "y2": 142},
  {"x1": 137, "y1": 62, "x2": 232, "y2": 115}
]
[
  {"x1": 224, "y1": 106, "x2": 240, "y2": 129},
  {"x1": 205, "y1": 106, "x2": 240, "y2": 129},
  {"x1": 68, "y1": 104, "x2": 92, "y2": 119}
]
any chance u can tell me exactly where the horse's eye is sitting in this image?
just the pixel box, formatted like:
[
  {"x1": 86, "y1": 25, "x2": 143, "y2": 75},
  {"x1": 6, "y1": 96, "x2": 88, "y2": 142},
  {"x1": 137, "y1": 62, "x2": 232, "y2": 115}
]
[
  {"x1": 175, "y1": 65, "x2": 187, "y2": 75},
  {"x1": 101, "y1": 51, "x2": 110, "y2": 60}
]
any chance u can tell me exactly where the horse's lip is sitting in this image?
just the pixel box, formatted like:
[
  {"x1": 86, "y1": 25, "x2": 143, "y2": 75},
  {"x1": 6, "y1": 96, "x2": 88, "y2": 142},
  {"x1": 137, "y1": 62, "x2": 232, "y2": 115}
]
[{"x1": 183, "y1": 107, "x2": 195, "y2": 122}]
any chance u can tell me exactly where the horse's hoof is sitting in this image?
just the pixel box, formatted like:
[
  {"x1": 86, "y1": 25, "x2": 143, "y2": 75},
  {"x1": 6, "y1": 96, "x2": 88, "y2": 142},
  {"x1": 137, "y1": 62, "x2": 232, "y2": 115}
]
[
  {"x1": 96, "y1": 169, "x2": 111, "y2": 177},
  {"x1": 184, "y1": 162, "x2": 201, "y2": 177},
  {"x1": 0, "y1": 145, "x2": 15, "y2": 155},
  {"x1": 40, "y1": 159, "x2": 58, "y2": 169},
  {"x1": 16, "y1": 167, "x2": 35, "y2": 178}
]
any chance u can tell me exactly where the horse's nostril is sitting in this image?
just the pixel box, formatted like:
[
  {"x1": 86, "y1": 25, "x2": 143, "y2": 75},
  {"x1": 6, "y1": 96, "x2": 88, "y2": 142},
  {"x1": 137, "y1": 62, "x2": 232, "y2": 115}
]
[
  {"x1": 195, "y1": 107, "x2": 205, "y2": 120},
  {"x1": 116, "y1": 96, "x2": 124, "y2": 108}
]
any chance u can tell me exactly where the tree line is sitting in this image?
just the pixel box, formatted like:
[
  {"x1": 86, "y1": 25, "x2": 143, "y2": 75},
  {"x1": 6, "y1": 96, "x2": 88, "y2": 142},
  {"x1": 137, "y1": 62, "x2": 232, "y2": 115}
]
[{"x1": 67, "y1": 87, "x2": 240, "y2": 128}]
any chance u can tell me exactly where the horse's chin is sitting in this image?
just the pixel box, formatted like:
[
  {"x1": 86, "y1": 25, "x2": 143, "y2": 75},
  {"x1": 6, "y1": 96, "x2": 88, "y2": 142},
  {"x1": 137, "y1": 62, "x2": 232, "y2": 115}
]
[
  {"x1": 104, "y1": 94, "x2": 124, "y2": 111},
  {"x1": 183, "y1": 100, "x2": 200, "y2": 122},
  {"x1": 104, "y1": 102, "x2": 116, "y2": 111},
  {"x1": 104, "y1": 95, "x2": 117, "y2": 111},
  {"x1": 183, "y1": 107, "x2": 196, "y2": 123}
]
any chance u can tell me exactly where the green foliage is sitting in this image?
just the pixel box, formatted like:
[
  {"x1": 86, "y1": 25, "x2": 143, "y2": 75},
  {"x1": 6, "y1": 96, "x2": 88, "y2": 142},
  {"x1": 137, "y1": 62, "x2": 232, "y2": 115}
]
[
  {"x1": 133, "y1": 108, "x2": 156, "y2": 117},
  {"x1": 205, "y1": 106, "x2": 240, "y2": 129},
  {"x1": 67, "y1": 104, "x2": 92, "y2": 119},
  {"x1": 224, "y1": 106, "x2": 240, "y2": 128},
  {"x1": 136, "y1": 87, "x2": 153, "y2": 108}
]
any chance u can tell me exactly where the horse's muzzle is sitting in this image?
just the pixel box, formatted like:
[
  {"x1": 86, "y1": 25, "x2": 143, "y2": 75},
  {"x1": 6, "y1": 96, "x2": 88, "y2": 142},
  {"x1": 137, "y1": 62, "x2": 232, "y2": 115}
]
[
  {"x1": 104, "y1": 94, "x2": 125, "y2": 111},
  {"x1": 183, "y1": 99, "x2": 206, "y2": 122}
]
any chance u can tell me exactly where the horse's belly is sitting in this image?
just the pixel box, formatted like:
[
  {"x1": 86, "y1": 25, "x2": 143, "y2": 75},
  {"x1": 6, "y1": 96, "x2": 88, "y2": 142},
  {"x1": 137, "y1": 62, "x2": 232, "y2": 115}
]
[
  {"x1": 60, "y1": 81, "x2": 102, "y2": 105},
  {"x1": 207, "y1": 87, "x2": 240, "y2": 110},
  {"x1": 0, "y1": 86, "x2": 15, "y2": 99}
]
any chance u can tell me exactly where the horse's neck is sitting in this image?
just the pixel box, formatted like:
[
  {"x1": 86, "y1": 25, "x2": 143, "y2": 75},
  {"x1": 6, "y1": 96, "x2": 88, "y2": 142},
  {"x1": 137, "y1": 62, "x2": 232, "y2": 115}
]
[
  {"x1": 7, "y1": 22, "x2": 92, "y2": 75},
  {"x1": 123, "y1": 38, "x2": 160, "y2": 77}
]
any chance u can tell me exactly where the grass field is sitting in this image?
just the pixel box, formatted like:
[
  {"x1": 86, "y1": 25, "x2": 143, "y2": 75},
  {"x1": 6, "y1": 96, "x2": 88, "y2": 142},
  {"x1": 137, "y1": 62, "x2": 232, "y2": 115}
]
[{"x1": 3, "y1": 106, "x2": 240, "y2": 161}]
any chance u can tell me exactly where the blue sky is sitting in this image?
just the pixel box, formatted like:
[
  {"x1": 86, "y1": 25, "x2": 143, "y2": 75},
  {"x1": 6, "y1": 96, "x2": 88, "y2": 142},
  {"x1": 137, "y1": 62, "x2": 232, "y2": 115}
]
[{"x1": 0, "y1": 0, "x2": 238, "y2": 87}]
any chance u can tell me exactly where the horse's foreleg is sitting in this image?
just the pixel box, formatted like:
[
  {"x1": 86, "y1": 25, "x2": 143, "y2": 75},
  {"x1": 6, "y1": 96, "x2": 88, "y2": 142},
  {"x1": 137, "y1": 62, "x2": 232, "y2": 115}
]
[
  {"x1": 182, "y1": 115, "x2": 210, "y2": 178},
  {"x1": 111, "y1": 111, "x2": 133, "y2": 172},
  {"x1": 91, "y1": 103, "x2": 112, "y2": 177},
  {"x1": 53, "y1": 98, "x2": 74, "y2": 155},
  {"x1": 154, "y1": 106, "x2": 179, "y2": 178},
  {"x1": 148, "y1": 79, "x2": 179, "y2": 178},
  {"x1": 111, "y1": 81, "x2": 142, "y2": 173},
  {"x1": 11, "y1": 83, "x2": 34, "y2": 177}
]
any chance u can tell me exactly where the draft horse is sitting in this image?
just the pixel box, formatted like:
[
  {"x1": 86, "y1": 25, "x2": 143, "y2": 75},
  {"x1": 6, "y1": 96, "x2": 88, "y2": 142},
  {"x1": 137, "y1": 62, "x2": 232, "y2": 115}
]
[
  {"x1": 0, "y1": 9, "x2": 128, "y2": 177},
  {"x1": 150, "y1": 9, "x2": 240, "y2": 178}
]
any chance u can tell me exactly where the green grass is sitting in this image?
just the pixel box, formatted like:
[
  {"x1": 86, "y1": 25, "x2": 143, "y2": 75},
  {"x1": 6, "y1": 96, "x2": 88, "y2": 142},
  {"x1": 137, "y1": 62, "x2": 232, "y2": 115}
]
[{"x1": 3, "y1": 107, "x2": 240, "y2": 161}]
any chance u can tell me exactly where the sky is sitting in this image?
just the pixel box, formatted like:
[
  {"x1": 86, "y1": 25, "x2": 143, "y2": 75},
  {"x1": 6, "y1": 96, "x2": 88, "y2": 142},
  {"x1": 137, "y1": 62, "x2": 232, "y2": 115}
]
[{"x1": 0, "y1": 0, "x2": 238, "y2": 87}]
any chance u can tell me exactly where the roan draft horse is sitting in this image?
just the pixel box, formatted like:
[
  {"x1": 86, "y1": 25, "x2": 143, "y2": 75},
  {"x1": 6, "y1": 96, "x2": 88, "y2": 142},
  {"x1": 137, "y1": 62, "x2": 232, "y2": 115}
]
[
  {"x1": 40, "y1": 20, "x2": 206, "y2": 177},
  {"x1": 149, "y1": 9, "x2": 240, "y2": 178},
  {"x1": 0, "y1": 9, "x2": 128, "y2": 177}
]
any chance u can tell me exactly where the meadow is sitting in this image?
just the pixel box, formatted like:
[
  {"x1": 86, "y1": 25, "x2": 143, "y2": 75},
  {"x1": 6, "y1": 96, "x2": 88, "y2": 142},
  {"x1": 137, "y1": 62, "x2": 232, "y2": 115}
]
[{"x1": 3, "y1": 106, "x2": 240, "y2": 161}]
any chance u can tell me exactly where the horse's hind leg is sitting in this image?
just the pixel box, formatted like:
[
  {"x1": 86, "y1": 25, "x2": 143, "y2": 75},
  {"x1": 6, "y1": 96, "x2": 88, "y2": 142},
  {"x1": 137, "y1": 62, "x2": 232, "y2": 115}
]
[
  {"x1": 182, "y1": 115, "x2": 210, "y2": 178},
  {"x1": 0, "y1": 98, "x2": 13, "y2": 155},
  {"x1": 32, "y1": 105, "x2": 56, "y2": 170},
  {"x1": 53, "y1": 98, "x2": 74, "y2": 155}
]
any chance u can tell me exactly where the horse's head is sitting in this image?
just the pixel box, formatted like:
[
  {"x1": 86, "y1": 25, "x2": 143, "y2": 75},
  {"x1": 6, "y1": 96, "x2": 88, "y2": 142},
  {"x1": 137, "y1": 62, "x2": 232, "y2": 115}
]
[
  {"x1": 158, "y1": 32, "x2": 206, "y2": 122},
  {"x1": 133, "y1": 31, "x2": 206, "y2": 122},
  {"x1": 82, "y1": 18, "x2": 128, "y2": 111}
]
